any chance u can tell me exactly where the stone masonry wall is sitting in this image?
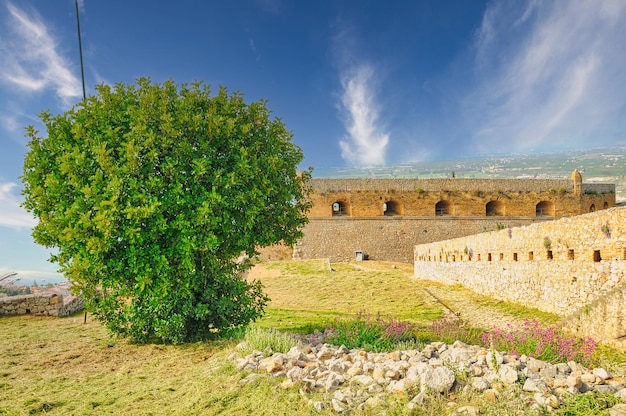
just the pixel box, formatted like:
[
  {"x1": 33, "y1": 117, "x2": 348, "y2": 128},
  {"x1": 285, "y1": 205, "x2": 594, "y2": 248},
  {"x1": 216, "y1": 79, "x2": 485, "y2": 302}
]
[
  {"x1": 0, "y1": 293, "x2": 85, "y2": 317},
  {"x1": 296, "y1": 175, "x2": 615, "y2": 262},
  {"x1": 413, "y1": 207, "x2": 626, "y2": 349},
  {"x1": 295, "y1": 217, "x2": 552, "y2": 263},
  {"x1": 308, "y1": 179, "x2": 615, "y2": 218}
]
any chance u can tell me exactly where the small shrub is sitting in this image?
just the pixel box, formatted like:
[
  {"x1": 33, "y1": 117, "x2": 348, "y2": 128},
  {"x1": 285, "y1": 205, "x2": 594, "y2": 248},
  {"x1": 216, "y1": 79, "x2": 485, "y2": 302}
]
[
  {"x1": 325, "y1": 312, "x2": 419, "y2": 352},
  {"x1": 543, "y1": 236, "x2": 552, "y2": 250},
  {"x1": 601, "y1": 222, "x2": 611, "y2": 238},
  {"x1": 244, "y1": 327, "x2": 297, "y2": 354}
]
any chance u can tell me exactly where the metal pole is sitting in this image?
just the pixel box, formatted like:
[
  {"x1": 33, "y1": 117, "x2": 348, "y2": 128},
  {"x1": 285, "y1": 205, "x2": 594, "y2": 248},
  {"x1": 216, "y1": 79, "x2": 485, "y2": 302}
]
[
  {"x1": 75, "y1": 0, "x2": 86, "y2": 101},
  {"x1": 75, "y1": 0, "x2": 88, "y2": 324}
]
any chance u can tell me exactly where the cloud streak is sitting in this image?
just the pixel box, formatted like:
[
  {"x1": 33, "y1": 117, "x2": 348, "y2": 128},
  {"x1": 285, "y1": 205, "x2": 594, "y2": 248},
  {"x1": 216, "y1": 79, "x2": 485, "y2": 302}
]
[
  {"x1": 0, "y1": 2, "x2": 81, "y2": 105},
  {"x1": 338, "y1": 65, "x2": 389, "y2": 165},
  {"x1": 464, "y1": 0, "x2": 626, "y2": 154},
  {"x1": 0, "y1": 182, "x2": 37, "y2": 229}
]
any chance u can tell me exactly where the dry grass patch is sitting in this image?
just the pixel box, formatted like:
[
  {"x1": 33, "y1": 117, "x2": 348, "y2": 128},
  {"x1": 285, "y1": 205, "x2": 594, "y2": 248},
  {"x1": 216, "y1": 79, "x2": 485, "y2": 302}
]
[
  {"x1": 254, "y1": 260, "x2": 443, "y2": 325},
  {"x1": 0, "y1": 315, "x2": 343, "y2": 415}
]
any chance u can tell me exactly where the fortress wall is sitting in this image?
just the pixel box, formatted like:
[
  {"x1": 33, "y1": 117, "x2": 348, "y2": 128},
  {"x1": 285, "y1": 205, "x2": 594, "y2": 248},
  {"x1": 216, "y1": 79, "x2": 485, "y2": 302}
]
[
  {"x1": 565, "y1": 284, "x2": 626, "y2": 350},
  {"x1": 309, "y1": 178, "x2": 574, "y2": 193},
  {"x1": 294, "y1": 217, "x2": 551, "y2": 263},
  {"x1": 583, "y1": 183, "x2": 616, "y2": 194},
  {"x1": 308, "y1": 191, "x2": 609, "y2": 218},
  {"x1": 413, "y1": 207, "x2": 626, "y2": 348},
  {"x1": 307, "y1": 178, "x2": 615, "y2": 218}
]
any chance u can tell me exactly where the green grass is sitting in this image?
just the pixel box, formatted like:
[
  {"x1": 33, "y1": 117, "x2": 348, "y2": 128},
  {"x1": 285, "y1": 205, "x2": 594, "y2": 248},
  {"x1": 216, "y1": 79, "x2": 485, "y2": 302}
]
[{"x1": 0, "y1": 259, "x2": 624, "y2": 415}]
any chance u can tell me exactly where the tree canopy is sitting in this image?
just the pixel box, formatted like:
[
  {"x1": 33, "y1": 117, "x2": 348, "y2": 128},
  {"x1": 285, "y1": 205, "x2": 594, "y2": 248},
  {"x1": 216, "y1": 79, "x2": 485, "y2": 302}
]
[{"x1": 22, "y1": 78, "x2": 311, "y2": 343}]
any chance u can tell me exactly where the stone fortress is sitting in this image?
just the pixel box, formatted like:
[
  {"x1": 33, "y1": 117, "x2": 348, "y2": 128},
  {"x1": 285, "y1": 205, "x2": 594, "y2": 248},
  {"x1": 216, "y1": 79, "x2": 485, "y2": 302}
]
[
  {"x1": 294, "y1": 171, "x2": 624, "y2": 348},
  {"x1": 294, "y1": 171, "x2": 615, "y2": 263}
]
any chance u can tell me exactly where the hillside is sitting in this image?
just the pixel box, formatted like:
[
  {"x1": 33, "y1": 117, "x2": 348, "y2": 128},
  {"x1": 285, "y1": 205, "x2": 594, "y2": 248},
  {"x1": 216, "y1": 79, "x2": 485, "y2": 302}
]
[{"x1": 314, "y1": 146, "x2": 626, "y2": 203}]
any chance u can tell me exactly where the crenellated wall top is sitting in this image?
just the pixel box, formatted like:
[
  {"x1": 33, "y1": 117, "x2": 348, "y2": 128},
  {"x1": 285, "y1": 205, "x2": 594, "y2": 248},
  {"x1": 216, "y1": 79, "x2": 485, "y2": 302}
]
[{"x1": 308, "y1": 178, "x2": 580, "y2": 193}]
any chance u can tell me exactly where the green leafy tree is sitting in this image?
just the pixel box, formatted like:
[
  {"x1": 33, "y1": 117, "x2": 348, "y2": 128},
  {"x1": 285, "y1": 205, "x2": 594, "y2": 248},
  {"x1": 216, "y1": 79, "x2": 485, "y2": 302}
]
[{"x1": 22, "y1": 78, "x2": 311, "y2": 343}]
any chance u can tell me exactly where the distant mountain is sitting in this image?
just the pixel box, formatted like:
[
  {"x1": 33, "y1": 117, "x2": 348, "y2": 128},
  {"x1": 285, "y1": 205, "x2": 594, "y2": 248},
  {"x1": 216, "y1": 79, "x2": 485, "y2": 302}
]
[{"x1": 312, "y1": 146, "x2": 626, "y2": 202}]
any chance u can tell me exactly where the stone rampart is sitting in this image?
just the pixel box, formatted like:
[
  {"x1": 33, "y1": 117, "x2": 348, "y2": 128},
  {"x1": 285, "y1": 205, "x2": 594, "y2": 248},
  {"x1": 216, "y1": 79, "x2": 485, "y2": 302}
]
[
  {"x1": 413, "y1": 207, "x2": 626, "y2": 349},
  {"x1": 0, "y1": 293, "x2": 84, "y2": 317},
  {"x1": 297, "y1": 174, "x2": 616, "y2": 262},
  {"x1": 295, "y1": 217, "x2": 552, "y2": 263},
  {"x1": 309, "y1": 178, "x2": 574, "y2": 193}
]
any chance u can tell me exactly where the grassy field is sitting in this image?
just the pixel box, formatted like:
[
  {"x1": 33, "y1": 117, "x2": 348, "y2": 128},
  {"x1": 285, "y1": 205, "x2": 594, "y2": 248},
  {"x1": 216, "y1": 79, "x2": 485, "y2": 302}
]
[{"x1": 0, "y1": 260, "x2": 622, "y2": 415}]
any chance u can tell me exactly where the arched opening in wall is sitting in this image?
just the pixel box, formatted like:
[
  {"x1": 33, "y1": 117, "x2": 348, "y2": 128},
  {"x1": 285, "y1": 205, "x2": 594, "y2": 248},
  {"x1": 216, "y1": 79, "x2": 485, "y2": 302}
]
[
  {"x1": 536, "y1": 201, "x2": 555, "y2": 217},
  {"x1": 547, "y1": 250, "x2": 553, "y2": 260},
  {"x1": 477, "y1": 253, "x2": 481, "y2": 261},
  {"x1": 384, "y1": 200, "x2": 402, "y2": 216},
  {"x1": 604, "y1": 202, "x2": 609, "y2": 209},
  {"x1": 568, "y1": 249, "x2": 575, "y2": 260},
  {"x1": 486, "y1": 201, "x2": 504, "y2": 216},
  {"x1": 487, "y1": 253, "x2": 492, "y2": 261},
  {"x1": 435, "y1": 200, "x2": 452, "y2": 216},
  {"x1": 528, "y1": 251, "x2": 534, "y2": 260},
  {"x1": 589, "y1": 204, "x2": 596, "y2": 213},
  {"x1": 513, "y1": 253, "x2": 518, "y2": 261},
  {"x1": 593, "y1": 250, "x2": 601, "y2": 262},
  {"x1": 332, "y1": 201, "x2": 348, "y2": 216}
]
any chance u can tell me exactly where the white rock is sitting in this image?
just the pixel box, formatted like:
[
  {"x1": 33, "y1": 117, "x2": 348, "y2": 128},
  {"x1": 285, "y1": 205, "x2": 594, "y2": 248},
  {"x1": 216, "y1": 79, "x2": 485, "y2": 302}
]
[{"x1": 423, "y1": 366, "x2": 456, "y2": 393}]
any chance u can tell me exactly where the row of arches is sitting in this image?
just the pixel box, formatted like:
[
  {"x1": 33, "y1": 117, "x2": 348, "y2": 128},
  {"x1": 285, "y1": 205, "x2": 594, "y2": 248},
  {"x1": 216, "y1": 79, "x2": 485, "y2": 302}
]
[{"x1": 331, "y1": 200, "x2": 572, "y2": 217}]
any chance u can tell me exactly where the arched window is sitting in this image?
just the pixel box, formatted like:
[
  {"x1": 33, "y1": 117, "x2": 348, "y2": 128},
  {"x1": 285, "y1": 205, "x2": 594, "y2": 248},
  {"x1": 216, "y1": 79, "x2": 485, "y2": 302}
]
[
  {"x1": 604, "y1": 202, "x2": 609, "y2": 209},
  {"x1": 589, "y1": 204, "x2": 596, "y2": 213},
  {"x1": 486, "y1": 200, "x2": 504, "y2": 216},
  {"x1": 332, "y1": 201, "x2": 348, "y2": 216},
  {"x1": 435, "y1": 200, "x2": 452, "y2": 216},
  {"x1": 536, "y1": 201, "x2": 555, "y2": 217},
  {"x1": 383, "y1": 200, "x2": 401, "y2": 216}
]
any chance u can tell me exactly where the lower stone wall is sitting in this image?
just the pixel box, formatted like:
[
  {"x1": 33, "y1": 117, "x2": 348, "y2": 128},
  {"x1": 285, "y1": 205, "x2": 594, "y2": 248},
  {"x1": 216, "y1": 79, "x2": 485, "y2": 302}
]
[
  {"x1": 58, "y1": 295, "x2": 86, "y2": 317},
  {"x1": 414, "y1": 207, "x2": 626, "y2": 349},
  {"x1": 295, "y1": 217, "x2": 552, "y2": 263},
  {"x1": 0, "y1": 293, "x2": 85, "y2": 317},
  {"x1": 565, "y1": 283, "x2": 626, "y2": 350}
]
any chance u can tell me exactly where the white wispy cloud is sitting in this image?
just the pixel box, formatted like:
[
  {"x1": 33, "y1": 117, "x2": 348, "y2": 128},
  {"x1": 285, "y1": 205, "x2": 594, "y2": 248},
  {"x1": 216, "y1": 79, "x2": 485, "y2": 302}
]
[
  {"x1": 0, "y1": 182, "x2": 37, "y2": 229},
  {"x1": 338, "y1": 65, "x2": 389, "y2": 165},
  {"x1": 0, "y1": 2, "x2": 81, "y2": 105},
  {"x1": 465, "y1": 0, "x2": 626, "y2": 153}
]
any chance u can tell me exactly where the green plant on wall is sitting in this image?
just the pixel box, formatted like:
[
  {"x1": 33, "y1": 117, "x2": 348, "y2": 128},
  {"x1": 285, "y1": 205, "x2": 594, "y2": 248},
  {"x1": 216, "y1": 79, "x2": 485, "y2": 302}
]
[
  {"x1": 601, "y1": 222, "x2": 611, "y2": 239},
  {"x1": 543, "y1": 236, "x2": 552, "y2": 250}
]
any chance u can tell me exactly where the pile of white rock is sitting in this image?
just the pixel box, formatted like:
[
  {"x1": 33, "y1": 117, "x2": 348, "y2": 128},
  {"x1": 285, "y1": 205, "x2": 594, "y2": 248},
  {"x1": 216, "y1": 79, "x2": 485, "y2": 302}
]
[{"x1": 233, "y1": 333, "x2": 626, "y2": 414}]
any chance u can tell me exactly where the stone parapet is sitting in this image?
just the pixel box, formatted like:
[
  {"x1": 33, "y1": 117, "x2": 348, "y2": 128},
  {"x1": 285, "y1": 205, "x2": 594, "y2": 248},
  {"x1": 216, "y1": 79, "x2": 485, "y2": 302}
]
[{"x1": 414, "y1": 207, "x2": 626, "y2": 349}]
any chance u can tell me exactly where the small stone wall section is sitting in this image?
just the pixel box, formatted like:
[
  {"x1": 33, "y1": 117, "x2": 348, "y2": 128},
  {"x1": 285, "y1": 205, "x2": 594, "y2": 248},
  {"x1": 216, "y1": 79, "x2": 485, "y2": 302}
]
[
  {"x1": 565, "y1": 283, "x2": 626, "y2": 349},
  {"x1": 413, "y1": 207, "x2": 626, "y2": 349},
  {"x1": 0, "y1": 293, "x2": 84, "y2": 317}
]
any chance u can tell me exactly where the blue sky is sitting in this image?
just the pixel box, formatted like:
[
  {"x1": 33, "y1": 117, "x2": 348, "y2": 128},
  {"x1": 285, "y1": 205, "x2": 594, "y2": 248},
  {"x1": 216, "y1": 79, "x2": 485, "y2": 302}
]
[{"x1": 1, "y1": 0, "x2": 626, "y2": 283}]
